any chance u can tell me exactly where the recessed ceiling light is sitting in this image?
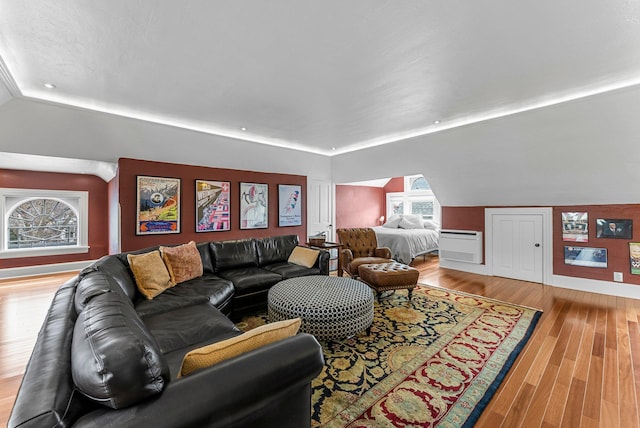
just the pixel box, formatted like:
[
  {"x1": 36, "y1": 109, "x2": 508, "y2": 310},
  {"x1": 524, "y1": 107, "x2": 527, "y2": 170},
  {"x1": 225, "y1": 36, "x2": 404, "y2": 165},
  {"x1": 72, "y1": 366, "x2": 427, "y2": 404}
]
[
  {"x1": 240, "y1": 127, "x2": 247, "y2": 131},
  {"x1": 43, "y1": 83, "x2": 56, "y2": 89},
  {"x1": 331, "y1": 147, "x2": 336, "y2": 151},
  {"x1": 433, "y1": 120, "x2": 441, "y2": 124}
]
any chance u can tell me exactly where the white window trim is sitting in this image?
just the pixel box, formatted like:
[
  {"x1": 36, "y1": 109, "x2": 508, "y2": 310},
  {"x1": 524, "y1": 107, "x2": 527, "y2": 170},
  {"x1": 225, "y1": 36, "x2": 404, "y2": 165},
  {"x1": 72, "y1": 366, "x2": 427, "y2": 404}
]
[
  {"x1": 0, "y1": 188, "x2": 89, "y2": 259},
  {"x1": 386, "y1": 175, "x2": 441, "y2": 223}
]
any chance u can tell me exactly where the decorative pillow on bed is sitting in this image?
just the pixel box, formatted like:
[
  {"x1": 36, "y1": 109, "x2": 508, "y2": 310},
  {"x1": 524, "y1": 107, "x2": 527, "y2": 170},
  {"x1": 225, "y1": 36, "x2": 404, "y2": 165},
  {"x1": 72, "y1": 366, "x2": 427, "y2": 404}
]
[
  {"x1": 422, "y1": 220, "x2": 440, "y2": 230},
  {"x1": 399, "y1": 214, "x2": 423, "y2": 229},
  {"x1": 383, "y1": 215, "x2": 402, "y2": 228}
]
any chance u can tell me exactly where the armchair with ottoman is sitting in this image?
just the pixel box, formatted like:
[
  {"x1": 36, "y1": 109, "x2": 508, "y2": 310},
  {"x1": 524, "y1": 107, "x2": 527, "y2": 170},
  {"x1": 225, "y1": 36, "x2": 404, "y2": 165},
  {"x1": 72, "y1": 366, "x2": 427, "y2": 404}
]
[
  {"x1": 9, "y1": 235, "x2": 328, "y2": 428},
  {"x1": 336, "y1": 227, "x2": 393, "y2": 278}
]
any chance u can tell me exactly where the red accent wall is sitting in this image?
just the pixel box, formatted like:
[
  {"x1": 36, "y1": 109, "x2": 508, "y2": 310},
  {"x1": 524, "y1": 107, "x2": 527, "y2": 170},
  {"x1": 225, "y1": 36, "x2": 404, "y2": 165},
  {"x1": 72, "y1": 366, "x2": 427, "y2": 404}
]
[
  {"x1": 0, "y1": 169, "x2": 109, "y2": 269},
  {"x1": 442, "y1": 204, "x2": 640, "y2": 286},
  {"x1": 118, "y1": 158, "x2": 307, "y2": 252},
  {"x1": 335, "y1": 185, "x2": 384, "y2": 229},
  {"x1": 383, "y1": 177, "x2": 404, "y2": 193}
]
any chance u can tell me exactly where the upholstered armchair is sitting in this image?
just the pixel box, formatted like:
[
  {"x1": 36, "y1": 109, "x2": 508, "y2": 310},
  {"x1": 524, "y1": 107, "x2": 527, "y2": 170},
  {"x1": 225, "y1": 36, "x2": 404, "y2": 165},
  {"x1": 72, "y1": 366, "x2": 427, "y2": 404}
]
[{"x1": 336, "y1": 228, "x2": 393, "y2": 278}]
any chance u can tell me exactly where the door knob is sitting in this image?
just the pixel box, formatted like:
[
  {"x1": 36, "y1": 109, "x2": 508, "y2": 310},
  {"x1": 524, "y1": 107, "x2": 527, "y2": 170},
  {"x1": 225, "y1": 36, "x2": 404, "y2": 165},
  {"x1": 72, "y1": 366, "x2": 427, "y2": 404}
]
[{"x1": 535, "y1": 243, "x2": 540, "y2": 247}]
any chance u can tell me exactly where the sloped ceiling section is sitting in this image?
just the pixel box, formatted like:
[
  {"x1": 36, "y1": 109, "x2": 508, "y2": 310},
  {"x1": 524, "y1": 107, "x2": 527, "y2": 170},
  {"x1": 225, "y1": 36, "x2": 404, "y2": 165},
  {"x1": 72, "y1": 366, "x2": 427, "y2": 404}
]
[
  {"x1": 0, "y1": 98, "x2": 332, "y2": 180},
  {"x1": 331, "y1": 85, "x2": 640, "y2": 207}
]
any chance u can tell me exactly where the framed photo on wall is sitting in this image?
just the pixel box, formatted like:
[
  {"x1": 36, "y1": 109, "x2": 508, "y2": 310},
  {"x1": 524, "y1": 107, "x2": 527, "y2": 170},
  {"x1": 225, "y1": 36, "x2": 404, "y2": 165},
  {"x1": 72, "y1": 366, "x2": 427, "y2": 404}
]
[
  {"x1": 596, "y1": 218, "x2": 632, "y2": 239},
  {"x1": 563, "y1": 246, "x2": 607, "y2": 268},
  {"x1": 278, "y1": 184, "x2": 302, "y2": 227},
  {"x1": 136, "y1": 175, "x2": 180, "y2": 235},
  {"x1": 561, "y1": 212, "x2": 588, "y2": 242},
  {"x1": 240, "y1": 182, "x2": 268, "y2": 229},
  {"x1": 195, "y1": 180, "x2": 230, "y2": 232},
  {"x1": 630, "y1": 242, "x2": 640, "y2": 275}
]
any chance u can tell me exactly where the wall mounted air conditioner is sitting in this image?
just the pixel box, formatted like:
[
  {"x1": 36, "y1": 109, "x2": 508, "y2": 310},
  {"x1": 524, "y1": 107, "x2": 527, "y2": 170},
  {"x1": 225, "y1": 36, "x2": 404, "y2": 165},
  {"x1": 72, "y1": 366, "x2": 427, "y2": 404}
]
[{"x1": 439, "y1": 229, "x2": 483, "y2": 264}]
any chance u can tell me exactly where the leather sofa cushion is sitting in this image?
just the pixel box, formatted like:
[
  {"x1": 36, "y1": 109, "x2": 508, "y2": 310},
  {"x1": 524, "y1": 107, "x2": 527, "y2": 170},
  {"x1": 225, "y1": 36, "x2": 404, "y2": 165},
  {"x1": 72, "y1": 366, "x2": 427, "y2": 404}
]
[
  {"x1": 263, "y1": 262, "x2": 321, "y2": 279},
  {"x1": 92, "y1": 255, "x2": 138, "y2": 300},
  {"x1": 256, "y1": 235, "x2": 298, "y2": 266},
  {"x1": 160, "y1": 241, "x2": 203, "y2": 284},
  {"x1": 210, "y1": 239, "x2": 258, "y2": 271},
  {"x1": 196, "y1": 241, "x2": 215, "y2": 273},
  {"x1": 75, "y1": 269, "x2": 134, "y2": 313},
  {"x1": 218, "y1": 267, "x2": 282, "y2": 295},
  {"x1": 142, "y1": 303, "x2": 241, "y2": 354},
  {"x1": 72, "y1": 292, "x2": 169, "y2": 409},
  {"x1": 134, "y1": 274, "x2": 234, "y2": 317},
  {"x1": 178, "y1": 318, "x2": 301, "y2": 377}
]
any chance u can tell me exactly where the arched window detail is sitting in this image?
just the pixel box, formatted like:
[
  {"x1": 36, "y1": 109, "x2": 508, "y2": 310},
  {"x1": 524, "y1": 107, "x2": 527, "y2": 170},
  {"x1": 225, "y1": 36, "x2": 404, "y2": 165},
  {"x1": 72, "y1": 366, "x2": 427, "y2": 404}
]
[
  {"x1": 1, "y1": 188, "x2": 89, "y2": 259},
  {"x1": 8, "y1": 199, "x2": 78, "y2": 249}
]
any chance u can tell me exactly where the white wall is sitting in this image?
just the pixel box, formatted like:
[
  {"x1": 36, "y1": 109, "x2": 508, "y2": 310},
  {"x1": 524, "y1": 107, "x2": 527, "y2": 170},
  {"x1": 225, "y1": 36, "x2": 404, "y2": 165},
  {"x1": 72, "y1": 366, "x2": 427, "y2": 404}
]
[
  {"x1": 331, "y1": 85, "x2": 640, "y2": 207},
  {"x1": 0, "y1": 80, "x2": 11, "y2": 106},
  {"x1": 0, "y1": 98, "x2": 332, "y2": 180}
]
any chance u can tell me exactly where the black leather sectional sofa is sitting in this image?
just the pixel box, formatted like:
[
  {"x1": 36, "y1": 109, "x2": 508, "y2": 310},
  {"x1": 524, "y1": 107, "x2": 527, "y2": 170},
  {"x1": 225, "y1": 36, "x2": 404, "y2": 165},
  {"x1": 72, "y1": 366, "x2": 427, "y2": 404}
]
[{"x1": 9, "y1": 234, "x2": 328, "y2": 428}]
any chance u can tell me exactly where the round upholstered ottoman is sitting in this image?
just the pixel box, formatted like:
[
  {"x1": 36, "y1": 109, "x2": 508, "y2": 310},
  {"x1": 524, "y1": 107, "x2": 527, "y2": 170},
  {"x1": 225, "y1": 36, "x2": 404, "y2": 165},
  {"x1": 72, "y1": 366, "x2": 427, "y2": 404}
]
[
  {"x1": 358, "y1": 262, "x2": 419, "y2": 300},
  {"x1": 268, "y1": 276, "x2": 374, "y2": 340}
]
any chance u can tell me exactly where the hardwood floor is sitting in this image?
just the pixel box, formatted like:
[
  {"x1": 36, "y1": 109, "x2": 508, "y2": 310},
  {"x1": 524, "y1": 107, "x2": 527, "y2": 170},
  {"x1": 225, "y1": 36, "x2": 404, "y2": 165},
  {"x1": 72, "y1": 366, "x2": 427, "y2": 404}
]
[{"x1": 1, "y1": 257, "x2": 639, "y2": 427}]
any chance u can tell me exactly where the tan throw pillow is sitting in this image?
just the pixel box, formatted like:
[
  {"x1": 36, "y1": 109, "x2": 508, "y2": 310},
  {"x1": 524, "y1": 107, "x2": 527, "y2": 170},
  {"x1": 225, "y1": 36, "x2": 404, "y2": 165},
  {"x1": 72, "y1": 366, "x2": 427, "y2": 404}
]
[
  {"x1": 178, "y1": 318, "x2": 302, "y2": 377},
  {"x1": 160, "y1": 241, "x2": 203, "y2": 284},
  {"x1": 287, "y1": 246, "x2": 319, "y2": 268},
  {"x1": 127, "y1": 250, "x2": 175, "y2": 300}
]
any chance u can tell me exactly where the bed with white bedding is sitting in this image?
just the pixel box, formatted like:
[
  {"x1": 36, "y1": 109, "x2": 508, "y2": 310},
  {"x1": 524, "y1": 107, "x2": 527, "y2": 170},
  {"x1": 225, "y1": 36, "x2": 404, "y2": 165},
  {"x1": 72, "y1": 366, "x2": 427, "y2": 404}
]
[{"x1": 372, "y1": 224, "x2": 439, "y2": 265}]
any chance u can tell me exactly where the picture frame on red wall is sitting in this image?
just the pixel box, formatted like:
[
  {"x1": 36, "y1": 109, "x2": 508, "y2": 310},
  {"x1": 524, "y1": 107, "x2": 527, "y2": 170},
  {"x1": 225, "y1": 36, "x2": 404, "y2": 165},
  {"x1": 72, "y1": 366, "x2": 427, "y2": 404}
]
[
  {"x1": 136, "y1": 175, "x2": 181, "y2": 235},
  {"x1": 240, "y1": 182, "x2": 268, "y2": 229}
]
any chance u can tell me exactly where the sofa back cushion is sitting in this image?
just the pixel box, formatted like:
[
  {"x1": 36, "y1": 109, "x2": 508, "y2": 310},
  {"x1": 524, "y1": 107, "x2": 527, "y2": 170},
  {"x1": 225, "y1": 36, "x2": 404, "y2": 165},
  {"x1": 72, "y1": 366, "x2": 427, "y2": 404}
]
[
  {"x1": 91, "y1": 255, "x2": 138, "y2": 300},
  {"x1": 196, "y1": 241, "x2": 215, "y2": 273},
  {"x1": 210, "y1": 239, "x2": 258, "y2": 272},
  {"x1": 71, "y1": 292, "x2": 169, "y2": 409},
  {"x1": 256, "y1": 235, "x2": 299, "y2": 266},
  {"x1": 75, "y1": 269, "x2": 129, "y2": 313}
]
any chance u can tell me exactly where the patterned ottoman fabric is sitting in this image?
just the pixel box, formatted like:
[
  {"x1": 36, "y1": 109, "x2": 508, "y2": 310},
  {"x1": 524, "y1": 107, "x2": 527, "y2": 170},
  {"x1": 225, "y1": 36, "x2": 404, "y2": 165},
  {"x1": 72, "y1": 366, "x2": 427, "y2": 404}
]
[{"x1": 268, "y1": 276, "x2": 374, "y2": 340}]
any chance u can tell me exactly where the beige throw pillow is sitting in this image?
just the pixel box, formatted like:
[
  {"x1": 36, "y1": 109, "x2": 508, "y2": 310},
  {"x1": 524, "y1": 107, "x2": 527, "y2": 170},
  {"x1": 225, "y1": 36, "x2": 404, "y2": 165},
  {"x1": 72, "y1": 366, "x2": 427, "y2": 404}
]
[
  {"x1": 287, "y1": 246, "x2": 319, "y2": 268},
  {"x1": 160, "y1": 241, "x2": 203, "y2": 284},
  {"x1": 178, "y1": 318, "x2": 302, "y2": 377},
  {"x1": 127, "y1": 250, "x2": 175, "y2": 299}
]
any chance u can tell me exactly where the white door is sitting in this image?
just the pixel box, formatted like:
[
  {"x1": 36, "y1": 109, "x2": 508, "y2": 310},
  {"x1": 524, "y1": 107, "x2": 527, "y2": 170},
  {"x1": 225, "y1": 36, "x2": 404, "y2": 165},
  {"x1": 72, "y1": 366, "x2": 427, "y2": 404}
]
[
  {"x1": 492, "y1": 214, "x2": 543, "y2": 283},
  {"x1": 307, "y1": 178, "x2": 333, "y2": 240}
]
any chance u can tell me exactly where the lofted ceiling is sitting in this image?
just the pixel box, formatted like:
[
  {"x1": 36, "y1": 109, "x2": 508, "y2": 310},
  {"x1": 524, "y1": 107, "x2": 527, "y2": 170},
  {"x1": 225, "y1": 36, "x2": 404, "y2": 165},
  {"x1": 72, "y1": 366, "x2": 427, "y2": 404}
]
[{"x1": 1, "y1": 1, "x2": 640, "y2": 157}]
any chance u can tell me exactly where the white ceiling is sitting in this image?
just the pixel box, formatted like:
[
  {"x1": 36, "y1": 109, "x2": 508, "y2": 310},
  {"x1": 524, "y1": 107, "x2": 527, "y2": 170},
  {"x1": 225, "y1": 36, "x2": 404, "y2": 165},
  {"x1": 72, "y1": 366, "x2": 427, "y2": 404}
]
[{"x1": 1, "y1": 1, "x2": 639, "y2": 157}]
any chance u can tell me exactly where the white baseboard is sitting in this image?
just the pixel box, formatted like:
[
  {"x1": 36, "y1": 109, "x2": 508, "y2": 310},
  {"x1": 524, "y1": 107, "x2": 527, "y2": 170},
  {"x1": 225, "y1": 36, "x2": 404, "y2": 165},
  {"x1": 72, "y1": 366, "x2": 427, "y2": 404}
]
[
  {"x1": 0, "y1": 260, "x2": 95, "y2": 279},
  {"x1": 551, "y1": 274, "x2": 640, "y2": 300},
  {"x1": 439, "y1": 259, "x2": 488, "y2": 276},
  {"x1": 438, "y1": 259, "x2": 640, "y2": 299}
]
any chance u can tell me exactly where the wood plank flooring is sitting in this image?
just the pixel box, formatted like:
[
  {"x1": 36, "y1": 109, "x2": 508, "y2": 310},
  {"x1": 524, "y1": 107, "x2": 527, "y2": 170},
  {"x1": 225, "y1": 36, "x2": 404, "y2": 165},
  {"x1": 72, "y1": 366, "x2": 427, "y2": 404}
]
[{"x1": 1, "y1": 256, "x2": 639, "y2": 427}]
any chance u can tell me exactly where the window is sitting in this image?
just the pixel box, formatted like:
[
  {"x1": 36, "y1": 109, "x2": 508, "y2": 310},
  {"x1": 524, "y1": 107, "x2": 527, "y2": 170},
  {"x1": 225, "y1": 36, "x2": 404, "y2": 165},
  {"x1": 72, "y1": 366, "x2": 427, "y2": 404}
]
[
  {"x1": 386, "y1": 175, "x2": 441, "y2": 222},
  {"x1": 1, "y1": 188, "x2": 89, "y2": 258}
]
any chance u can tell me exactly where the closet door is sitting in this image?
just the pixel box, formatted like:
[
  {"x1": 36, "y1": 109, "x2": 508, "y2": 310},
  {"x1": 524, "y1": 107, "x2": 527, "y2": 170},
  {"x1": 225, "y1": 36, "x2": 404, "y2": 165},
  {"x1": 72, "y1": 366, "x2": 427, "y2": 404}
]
[{"x1": 491, "y1": 213, "x2": 544, "y2": 283}]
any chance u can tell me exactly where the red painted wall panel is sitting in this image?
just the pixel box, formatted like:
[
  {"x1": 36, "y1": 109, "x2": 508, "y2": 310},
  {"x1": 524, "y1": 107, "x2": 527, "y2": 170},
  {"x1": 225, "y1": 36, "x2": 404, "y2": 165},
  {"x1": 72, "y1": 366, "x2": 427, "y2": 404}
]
[
  {"x1": 118, "y1": 158, "x2": 307, "y2": 252},
  {"x1": 335, "y1": 185, "x2": 384, "y2": 229},
  {"x1": 0, "y1": 169, "x2": 109, "y2": 269}
]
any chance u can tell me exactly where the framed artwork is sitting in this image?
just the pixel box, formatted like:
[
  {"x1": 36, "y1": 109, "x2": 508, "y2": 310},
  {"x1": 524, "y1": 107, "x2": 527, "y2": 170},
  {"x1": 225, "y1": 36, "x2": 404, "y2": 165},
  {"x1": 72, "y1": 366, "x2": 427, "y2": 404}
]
[
  {"x1": 564, "y1": 246, "x2": 607, "y2": 268},
  {"x1": 278, "y1": 184, "x2": 302, "y2": 227},
  {"x1": 195, "y1": 180, "x2": 231, "y2": 232},
  {"x1": 630, "y1": 243, "x2": 640, "y2": 275},
  {"x1": 136, "y1": 175, "x2": 180, "y2": 235},
  {"x1": 561, "y1": 212, "x2": 588, "y2": 242},
  {"x1": 596, "y1": 218, "x2": 632, "y2": 239},
  {"x1": 240, "y1": 182, "x2": 268, "y2": 229}
]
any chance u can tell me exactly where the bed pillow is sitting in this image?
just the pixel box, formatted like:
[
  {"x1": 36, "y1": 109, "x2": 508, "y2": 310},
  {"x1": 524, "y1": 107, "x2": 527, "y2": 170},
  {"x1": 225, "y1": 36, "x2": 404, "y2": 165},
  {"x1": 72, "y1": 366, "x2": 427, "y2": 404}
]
[
  {"x1": 399, "y1": 214, "x2": 423, "y2": 229},
  {"x1": 422, "y1": 220, "x2": 440, "y2": 230},
  {"x1": 382, "y1": 215, "x2": 402, "y2": 228}
]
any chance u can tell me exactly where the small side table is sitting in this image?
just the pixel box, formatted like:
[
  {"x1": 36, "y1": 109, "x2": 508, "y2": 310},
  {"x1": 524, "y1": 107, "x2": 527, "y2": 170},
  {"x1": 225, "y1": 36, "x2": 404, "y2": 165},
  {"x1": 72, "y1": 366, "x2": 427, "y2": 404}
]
[{"x1": 306, "y1": 242, "x2": 344, "y2": 276}]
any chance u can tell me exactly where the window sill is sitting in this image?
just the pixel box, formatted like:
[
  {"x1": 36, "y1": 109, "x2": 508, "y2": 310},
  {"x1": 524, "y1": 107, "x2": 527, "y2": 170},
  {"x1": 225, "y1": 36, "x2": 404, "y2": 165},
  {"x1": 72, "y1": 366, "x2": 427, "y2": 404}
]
[{"x1": 0, "y1": 246, "x2": 90, "y2": 259}]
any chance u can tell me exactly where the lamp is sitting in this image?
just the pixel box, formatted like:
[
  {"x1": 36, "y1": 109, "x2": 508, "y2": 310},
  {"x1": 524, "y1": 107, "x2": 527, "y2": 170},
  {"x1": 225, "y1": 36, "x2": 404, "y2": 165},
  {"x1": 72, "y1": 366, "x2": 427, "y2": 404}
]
[{"x1": 379, "y1": 215, "x2": 385, "y2": 225}]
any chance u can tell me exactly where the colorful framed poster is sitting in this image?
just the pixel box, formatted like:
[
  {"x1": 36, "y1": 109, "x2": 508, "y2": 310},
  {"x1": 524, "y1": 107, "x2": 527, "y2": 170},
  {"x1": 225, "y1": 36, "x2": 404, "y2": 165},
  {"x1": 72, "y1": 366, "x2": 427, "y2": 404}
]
[
  {"x1": 278, "y1": 184, "x2": 302, "y2": 227},
  {"x1": 195, "y1": 180, "x2": 230, "y2": 232},
  {"x1": 596, "y1": 218, "x2": 633, "y2": 239},
  {"x1": 630, "y1": 243, "x2": 640, "y2": 275},
  {"x1": 561, "y1": 212, "x2": 588, "y2": 242},
  {"x1": 564, "y1": 246, "x2": 607, "y2": 268},
  {"x1": 240, "y1": 182, "x2": 268, "y2": 229},
  {"x1": 136, "y1": 175, "x2": 180, "y2": 235}
]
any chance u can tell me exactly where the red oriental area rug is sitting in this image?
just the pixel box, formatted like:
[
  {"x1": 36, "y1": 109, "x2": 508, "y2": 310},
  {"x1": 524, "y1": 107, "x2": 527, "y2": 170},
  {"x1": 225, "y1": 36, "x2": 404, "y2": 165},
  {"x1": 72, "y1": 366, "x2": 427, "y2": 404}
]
[{"x1": 239, "y1": 284, "x2": 542, "y2": 427}]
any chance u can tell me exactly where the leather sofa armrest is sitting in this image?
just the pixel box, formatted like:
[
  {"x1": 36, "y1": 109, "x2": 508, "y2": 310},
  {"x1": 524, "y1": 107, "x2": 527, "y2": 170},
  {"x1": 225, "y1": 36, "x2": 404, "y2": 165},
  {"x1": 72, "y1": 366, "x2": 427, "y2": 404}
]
[
  {"x1": 73, "y1": 334, "x2": 324, "y2": 428},
  {"x1": 316, "y1": 249, "x2": 330, "y2": 275},
  {"x1": 340, "y1": 248, "x2": 354, "y2": 274},
  {"x1": 374, "y1": 247, "x2": 392, "y2": 259}
]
